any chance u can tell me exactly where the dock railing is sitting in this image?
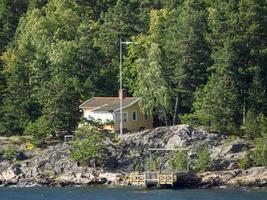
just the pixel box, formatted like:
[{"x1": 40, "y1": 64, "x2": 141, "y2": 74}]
[
  {"x1": 129, "y1": 171, "x2": 177, "y2": 187},
  {"x1": 128, "y1": 147, "x2": 190, "y2": 187}
]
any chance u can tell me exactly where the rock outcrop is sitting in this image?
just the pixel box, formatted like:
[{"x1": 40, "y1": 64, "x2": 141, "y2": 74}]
[
  {"x1": 112, "y1": 125, "x2": 247, "y2": 172},
  {"x1": 0, "y1": 125, "x2": 266, "y2": 188},
  {"x1": 198, "y1": 167, "x2": 267, "y2": 188}
]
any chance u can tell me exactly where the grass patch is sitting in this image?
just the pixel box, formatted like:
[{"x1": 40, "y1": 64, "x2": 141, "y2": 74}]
[
  {"x1": 0, "y1": 146, "x2": 18, "y2": 160},
  {"x1": 221, "y1": 135, "x2": 241, "y2": 145},
  {"x1": 0, "y1": 136, "x2": 33, "y2": 145}
]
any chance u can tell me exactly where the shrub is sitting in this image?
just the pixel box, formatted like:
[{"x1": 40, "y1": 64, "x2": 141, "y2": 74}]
[
  {"x1": 1, "y1": 146, "x2": 17, "y2": 160},
  {"x1": 24, "y1": 116, "x2": 54, "y2": 145},
  {"x1": 169, "y1": 151, "x2": 188, "y2": 171},
  {"x1": 133, "y1": 161, "x2": 144, "y2": 171},
  {"x1": 79, "y1": 117, "x2": 104, "y2": 129},
  {"x1": 239, "y1": 150, "x2": 252, "y2": 170},
  {"x1": 71, "y1": 124, "x2": 109, "y2": 166},
  {"x1": 145, "y1": 156, "x2": 161, "y2": 171},
  {"x1": 182, "y1": 113, "x2": 210, "y2": 130},
  {"x1": 243, "y1": 112, "x2": 267, "y2": 139},
  {"x1": 222, "y1": 135, "x2": 241, "y2": 145},
  {"x1": 253, "y1": 138, "x2": 267, "y2": 166},
  {"x1": 195, "y1": 144, "x2": 210, "y2": 172}
]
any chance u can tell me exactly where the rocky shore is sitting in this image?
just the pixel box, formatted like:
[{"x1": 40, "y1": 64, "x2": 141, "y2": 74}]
[{"x1": 0, "y1": 125, "x2": 266, "y2": 188}]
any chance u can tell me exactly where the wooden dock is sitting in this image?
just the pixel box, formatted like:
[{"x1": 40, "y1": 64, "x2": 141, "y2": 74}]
[
  {"x1": 128, "y1": 147, "x2": 190, "y2": 188},
  {"x1": 128, "y1": 171, "x2": 178, "y2": 187}
]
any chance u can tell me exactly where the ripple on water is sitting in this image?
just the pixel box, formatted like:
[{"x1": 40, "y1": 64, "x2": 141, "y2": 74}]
[{"x1": 0, "y1": 186, "x2": 266, "y2": 200}]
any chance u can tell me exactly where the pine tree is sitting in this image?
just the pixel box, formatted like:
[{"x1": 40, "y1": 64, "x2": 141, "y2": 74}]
[
  {"x1": 0, "y1": 0, "x2": 29, "y2": 134},
  {"x1": 1, "y1": 47, "x2": 37, "y2": 135},
  {"x1": 191, "y1": 73, "x2": 240, "y2": 133},
  {"x1": 163, "y1": 0, "x2": 211, "y2": 124},
  {"x1": 0, "y1": 0, "x2": 266, "y2": 137},
  {"x1": 189, "y1": 0, "x2": 267, "y2": 133}
]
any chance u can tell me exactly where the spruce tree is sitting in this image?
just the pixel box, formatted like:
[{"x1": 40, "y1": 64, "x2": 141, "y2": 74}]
[
  {"x1": 189, "y1": 0, "x2": 267, "y2": 132},
  {"x1": 192, "y1": 73, "x2": 240, "y2": 133},
  {"x1": 163, "y1": 0, "x2": 211, "y2": 124}
]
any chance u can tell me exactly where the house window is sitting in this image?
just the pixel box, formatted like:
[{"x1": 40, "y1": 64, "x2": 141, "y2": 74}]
[
  {"x1": 132, "y1": 111, "x2": 137, "y2": 121},
  {"x1": 115, "y1": 113, "x2": 119, "y2": 123},
  {"x1": 115, "y1": 112, "x2": 128, "y2": 123},
  {"x1": 123, "y1": 112, "x2": 128, "y2": 122}
]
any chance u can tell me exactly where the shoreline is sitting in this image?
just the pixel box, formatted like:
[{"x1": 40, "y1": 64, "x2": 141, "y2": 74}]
[
  {"x1": 1, "y1": 126, "x2": 266, "y2": 189},
  {"x1": 1, "y1": 168, "x2": 266, "y2": 189},
  {"x1": 0, "y1": 183, "x2": 266, "y2": 191}
]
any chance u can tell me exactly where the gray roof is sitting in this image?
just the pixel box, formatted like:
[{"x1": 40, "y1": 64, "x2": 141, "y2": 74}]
[{"x1": 79, "y1": 97, "x2": 139, "y2": 112}]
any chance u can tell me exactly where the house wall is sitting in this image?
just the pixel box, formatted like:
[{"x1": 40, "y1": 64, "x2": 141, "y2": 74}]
[
  {"x1": 83, "y1": 109, "x2": 113, "y2": 122},
  {"x1": 83, "y1": 107, "x2": 95, "y2": 119},
  {"x1": 82, "y1": 102, "x2": 153, "y2": 133},
  {"x1": 113, "y1": 102, "x2": 153, "y2": 132}
]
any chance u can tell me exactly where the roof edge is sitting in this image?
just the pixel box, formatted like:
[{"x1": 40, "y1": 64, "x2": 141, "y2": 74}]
[
  {"x1": 79, "y1": 97, "x2": 95, "y2": 108},
  {"x1": 79, "y1": 97, "x2": 139, "y2": 110},
  {"x1": 90, "y1": 104, "x2": 109, "y2": 111},
  {"x1": 113, "y1": 98, "x2": 140, "y2": 112}
]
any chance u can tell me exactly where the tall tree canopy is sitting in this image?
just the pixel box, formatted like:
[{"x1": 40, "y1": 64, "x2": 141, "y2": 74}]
[{"x1": 0, "y1": 0, "x2": 266, "y2": 137}]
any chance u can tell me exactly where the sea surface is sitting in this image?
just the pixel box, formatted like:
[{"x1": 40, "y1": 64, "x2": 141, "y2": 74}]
[{"x1": 0, "y1": 186, "x2": 266, "y2": 200}]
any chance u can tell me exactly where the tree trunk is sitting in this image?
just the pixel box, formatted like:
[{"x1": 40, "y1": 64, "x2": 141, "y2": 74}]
[
  {"x1": 164, "y1": 112, "x2": 168, "y2": 126},
  {"x1": 172, "y1": 94, "x2": 179, "y2": 125},
  {"x1": 172, "y1": 93, "x2": 181, "y2": 125},
  {"x1": 242, "y1": 96, "x2": 246, "y2": 125}
]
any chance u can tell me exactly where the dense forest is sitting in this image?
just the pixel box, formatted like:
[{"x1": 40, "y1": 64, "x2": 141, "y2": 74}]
[{"x1": 0, "y1": 0, "x2": 266, "y2": 140}]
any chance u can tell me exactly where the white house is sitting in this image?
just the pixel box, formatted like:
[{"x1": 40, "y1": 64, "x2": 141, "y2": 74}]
[{"x1": 79, "y1": 96, "x2": 153, "y2": 133}]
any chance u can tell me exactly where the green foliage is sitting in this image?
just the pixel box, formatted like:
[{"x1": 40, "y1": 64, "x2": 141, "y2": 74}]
[
  {"x1": 28, "y1": 0, "x2": 48, "y2": 9},
  {"x1": 247, "y1": 77, "x2": 267, "y2": 116},
  {"x1": 221, "y1": 135, "x2": 241, "y2": 145},
  {"x1": 0, "y1": 0, "x2": 28, "y2": 52},
  {"x1": 243, "y1": 112, "x2": 267, "y2": 139},
  {"x1": 24, "y1": 116, "x2": 54, "y2": 145},
  {"x1": 0, "y1": 0, "x2": 99, "y2": 135},
  {"x1": 0, "y1": 146, "x2": 17, "y2": 160},
  {"x1": 169, "y1": 151, "x2": 188, "y2": 171},
  {"x1": 79, "y1": 117, "x2": 115, "y2": 139},
  {"x1": 164, "y1": 0, "x2": 211, "y2": 124},
  {"x1": 0, "y1": 0, "x2": 32, "y2": 135},
  {"x1": 145, "y1": 156, "x2": 161, "y2": 171},
  {"x1": 79, "y1": 117, "x2": 104, "y2": 129},
  {"x1": 134, "y1": 42, "x2": 171, "y2": 123},
  {"x1": 6, "y1": 135, "x2": 33, "y2": 146},
  {"x1": 0, "y1": 0, "x2": 266, "y2": 141},
  {"x1": 253, "y1": 138, "x2": 267, "y2": 167},
  {"x1": 243, "y1": 111, "x2": 259, "y2": 139},
  {"x1": 71, "y1": 124, "x2": 109, "y2": 166},
  {"x1": 189, "y1": 74, "x2": 240, "y2": 133},
  {"x1": 239, "y1": 150, "x2": 252, "y2": 170},
  {"x1": 133, "y1": 161, "x2": 144, "y2": 172},
  {"x1": 195, "y1": 144, "x2": 210, "y2": 172},
  {"x1": 95, "y1": 0, "x2": 146, "y2": 55},
  {"x1": 188, "y1": 0, "x2": 267, "y2": 134}
]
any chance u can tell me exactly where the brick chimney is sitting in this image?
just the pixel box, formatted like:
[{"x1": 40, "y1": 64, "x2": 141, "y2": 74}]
[{"x1": 119, "y1": 89, "x2": 127, "y2": 100}]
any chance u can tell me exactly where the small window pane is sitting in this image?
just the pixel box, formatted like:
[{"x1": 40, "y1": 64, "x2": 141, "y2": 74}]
[
  {"x1": 115, "y1": 113, "x2": 120, "y2": 123},
  {"x1": 123, "y1": 113, "x2": 127, "y2": 122},
  {"x1": 132, "y1": 111, "x2": 137, "y2": 121}
]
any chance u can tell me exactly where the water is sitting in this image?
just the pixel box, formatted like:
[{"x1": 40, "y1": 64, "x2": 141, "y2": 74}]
[{"x1": 0, "y1": 186, "x2": 266, "y2": 200}]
